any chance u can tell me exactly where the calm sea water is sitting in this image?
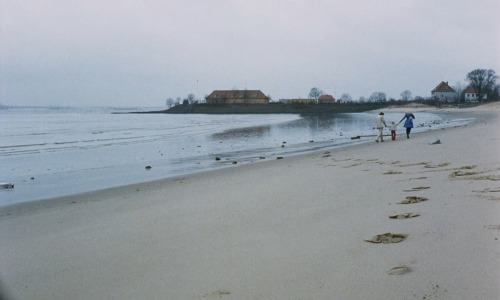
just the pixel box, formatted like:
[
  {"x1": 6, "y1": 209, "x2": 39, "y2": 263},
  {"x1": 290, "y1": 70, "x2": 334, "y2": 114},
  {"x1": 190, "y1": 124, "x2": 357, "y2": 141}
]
[{"x1": 0, "y1": 107, "x2": 467, "y2": 205}]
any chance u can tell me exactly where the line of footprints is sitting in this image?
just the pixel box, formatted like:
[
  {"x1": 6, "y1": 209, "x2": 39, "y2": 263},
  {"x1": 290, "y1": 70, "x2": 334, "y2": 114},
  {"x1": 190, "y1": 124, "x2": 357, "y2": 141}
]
[{"x1": 364, "y1": 186, "x2": 429, "y2": 276}]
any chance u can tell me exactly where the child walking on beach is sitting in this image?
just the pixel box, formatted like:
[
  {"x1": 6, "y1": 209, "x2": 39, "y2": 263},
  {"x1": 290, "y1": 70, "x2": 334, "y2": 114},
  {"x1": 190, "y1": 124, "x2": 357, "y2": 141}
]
[{"x1": 389, "y1": 121, "x2": 397, "y2": 140}]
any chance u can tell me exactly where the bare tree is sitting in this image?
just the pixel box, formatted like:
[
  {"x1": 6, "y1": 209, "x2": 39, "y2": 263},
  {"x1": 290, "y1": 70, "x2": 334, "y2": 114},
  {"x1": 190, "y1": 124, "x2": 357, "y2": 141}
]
[
  {"x1": 465, "y1": 69, "x2": 499, "y2": 101},
  {"x1": 308, "y1": 87, "x2": 323, "y2": 103},
  {"x1": 166, "y1": 97, "x2": 175, "y2": 108},
  {"x1": 369, "y1": 91, "x2": 386, "y2": 102},
  {"x1": 400, "y1": 90, "x2": 412, "y2": 101},
  {"x1": 452, "y1": 81, "x2": 466, "y2": 103},
  {"x1": 340, "y1": 93, "x2": 352, "y2": 102},
  {"x1": 186, "y1": 93, "x2": 196, "y2": 104},
  {"x1": 493, "y1": 84, "x2": 500, "y2": 101}
]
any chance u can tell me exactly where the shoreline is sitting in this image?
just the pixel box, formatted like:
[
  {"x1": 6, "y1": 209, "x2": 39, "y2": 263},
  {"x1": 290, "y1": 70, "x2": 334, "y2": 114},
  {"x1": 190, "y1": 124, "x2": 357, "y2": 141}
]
[
  {"x1": 0, "y1": 106, "x2": 476, "y2": 208},
  {"x1": 1, "y1": 103, "x2": 499, "y2": 299}
]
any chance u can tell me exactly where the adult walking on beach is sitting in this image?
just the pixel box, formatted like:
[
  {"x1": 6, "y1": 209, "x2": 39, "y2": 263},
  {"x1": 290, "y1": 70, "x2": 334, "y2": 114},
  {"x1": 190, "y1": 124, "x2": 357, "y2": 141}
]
[
  {"x1": 375, "y1": 112, "x2": 387, "y2": 142},
  {"x1": 398, "y1": 110, "x2": 415, "y2": 138}
]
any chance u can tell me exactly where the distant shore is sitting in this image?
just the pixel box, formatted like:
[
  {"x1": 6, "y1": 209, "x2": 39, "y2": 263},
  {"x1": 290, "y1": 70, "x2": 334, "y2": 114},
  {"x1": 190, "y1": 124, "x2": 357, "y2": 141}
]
[
  {"x1": 127, "y1": 101, "x2": 482, "y2": 115},
  {"x1": 129, "y1": 101, "x2": 401, "y2": 115}
]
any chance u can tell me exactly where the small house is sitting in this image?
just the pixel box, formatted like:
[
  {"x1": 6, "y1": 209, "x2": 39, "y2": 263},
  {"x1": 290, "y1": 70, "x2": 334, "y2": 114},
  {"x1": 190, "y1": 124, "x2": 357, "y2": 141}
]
[
  {"x1": 431, "y1": 81, "x2": 456, "y2": 102},
  {"x1": 206, "y1": 90, "x2": 269, "y2": 105},
  {"x1": 464, "y1": 86, "x2": 486, "y2": 102},
  {"x1": 318, "y1": 94, "x2": 336, "y2": 104}
]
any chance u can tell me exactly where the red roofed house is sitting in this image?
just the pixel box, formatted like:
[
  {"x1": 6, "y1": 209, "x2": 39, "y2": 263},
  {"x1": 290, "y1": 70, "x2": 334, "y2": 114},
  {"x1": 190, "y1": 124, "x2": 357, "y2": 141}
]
[
  {"x1": 318, "y1": 94, "x2": 336, "y2": 104},
  {"x1": 206, "y1": 90, "x2": 269, "y2": 105},
  {"x1": 464, "y1": 86, "x2": 486, "y2": 102},
  {"x1": 431, "y1": 81, "x2": 457, "y2": 102}
]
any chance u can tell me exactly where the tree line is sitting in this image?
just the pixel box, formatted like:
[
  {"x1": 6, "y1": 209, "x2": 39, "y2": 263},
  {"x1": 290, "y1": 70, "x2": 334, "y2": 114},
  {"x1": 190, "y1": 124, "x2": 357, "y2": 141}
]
[
  {"x1": 165, "y1": 68, "x2": 499, "y2": 107},
  {"x1": 308, "y1": 69, "x2": 499, "y2": 103}
]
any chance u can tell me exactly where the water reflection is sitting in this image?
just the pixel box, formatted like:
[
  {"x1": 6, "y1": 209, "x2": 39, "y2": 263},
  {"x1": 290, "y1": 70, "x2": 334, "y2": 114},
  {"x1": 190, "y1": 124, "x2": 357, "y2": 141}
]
[
  {"x1": 282, "y1": 114, "x2": 375, "y2": 136},
  {"x1": 211, "y1": 125, "x2": 271, "y2": 140}
]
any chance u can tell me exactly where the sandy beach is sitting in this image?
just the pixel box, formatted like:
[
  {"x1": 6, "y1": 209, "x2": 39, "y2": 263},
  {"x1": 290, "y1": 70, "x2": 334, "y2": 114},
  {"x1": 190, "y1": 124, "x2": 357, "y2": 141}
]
[{"x1": 1, "y1": 103, "x2": 499, "y2": 300}]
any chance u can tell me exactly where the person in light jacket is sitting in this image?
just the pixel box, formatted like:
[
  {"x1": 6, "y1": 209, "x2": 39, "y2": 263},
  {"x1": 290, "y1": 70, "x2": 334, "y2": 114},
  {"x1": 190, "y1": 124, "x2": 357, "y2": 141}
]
[
  {"x1": 375, "y1": 112, "x2": 387, "y2": 142},
  {"x1": 398, "y1": 110, "x2": 416, "y2": 138}
]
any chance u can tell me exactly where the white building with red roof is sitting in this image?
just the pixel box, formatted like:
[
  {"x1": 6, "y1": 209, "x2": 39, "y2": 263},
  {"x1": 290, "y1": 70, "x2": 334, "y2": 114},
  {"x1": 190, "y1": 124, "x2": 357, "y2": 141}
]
[{"x1": 431, "y1": 81, "x2": 457, "y2": 102}]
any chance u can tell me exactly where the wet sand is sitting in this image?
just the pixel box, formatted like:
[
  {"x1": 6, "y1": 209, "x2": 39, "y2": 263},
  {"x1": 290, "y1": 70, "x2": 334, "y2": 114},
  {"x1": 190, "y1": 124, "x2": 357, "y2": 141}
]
[{"x1": 1, "y1": 103, "x2": 499, "y2": 299}]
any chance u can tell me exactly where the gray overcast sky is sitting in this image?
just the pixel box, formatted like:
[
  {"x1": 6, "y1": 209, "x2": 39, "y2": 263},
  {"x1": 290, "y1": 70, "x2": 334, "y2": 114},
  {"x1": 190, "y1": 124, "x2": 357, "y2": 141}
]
[{"x1": 1, "y1": 0, "x2": 499, "y2": 107}]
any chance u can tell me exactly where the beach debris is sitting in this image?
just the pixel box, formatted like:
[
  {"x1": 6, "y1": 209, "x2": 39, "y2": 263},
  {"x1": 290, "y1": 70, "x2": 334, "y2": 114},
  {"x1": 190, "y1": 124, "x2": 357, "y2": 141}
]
[
  {"x1": 215, "y1": 157, "x2": 221, "y2": 161},
  {"x1": 399, "y1": 196, "x2": 428, "y2": 204},
  {"x1": 429, "y1": 139, "x2": 441, "y2": 145},
  {"x1": 389, "y1": 212, "x2": 420, "y2": 219},
  {"x1": 145, "y1": 166, "x2": 152, "y2": 170},
  {"x1": 365, "y1": 232, "x2": 408, "y2": 243},
  {"x1": 403, "y1": 186, "x2": 430, "y2": 192},
  {"x1": 351, "y1": 134, "x2": 383, "y2": 139},
  {"x1": 0, "y1": 183, "x2": 14, "y2": 189},
  {"x1": 387, "y1": 265, "x2": 412, "y2": 275},
  {"x1": 276, "y1": 156, "x2": 284, "y2": 160}
]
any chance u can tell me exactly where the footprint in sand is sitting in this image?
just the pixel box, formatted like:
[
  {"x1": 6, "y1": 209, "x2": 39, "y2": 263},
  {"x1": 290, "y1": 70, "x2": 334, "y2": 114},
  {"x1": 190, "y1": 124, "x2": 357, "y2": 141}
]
[
  {"x1": 365, "y1": 233, "x2": 408, "y2": 243},
  {"x1": 203, "y1": 289, "x2": 231, "y2": 298},
  {"x1": 397, "y1": 176, "x2": 428, "y2": 182},
  {"x1": 398, "y1": 196, "x2": 428, "y2": 204},
  {"x1": 424, "y1": 162, "x2": 450, "y2": 168},
  {"x1": 389, "y1": 212, "x2": 420, "y2": 219},
  {"x1": 474, "y1": 187, "x2": 500, "y2": 193},
  {"x1": 387, "y1": 265, "x2": 412, "y2": 275},
  {"x1": 450, "y1": 170, "x2": 500, "y2": 181},
  {"x1": 409, "y1": 176, "x2": 428, "y2": 180},
  {"x1": 484, "y1": 225, "x2": 500, "y2": 230},
  {"x1": 383, "y1": 170, "x2": 402, "y2": 175},
  {"x1": 473, "y1": 175, "x2": 500, "y2": 181},
  {"x1": 456, "y1": 165, "x2": 477, "y2": 170},
  {"x1": 403, "y1": 186, "x2": 430, "y2": 192},
  {"x1": 449, "y1": 170, "x2": 481, "y2": 178}
]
